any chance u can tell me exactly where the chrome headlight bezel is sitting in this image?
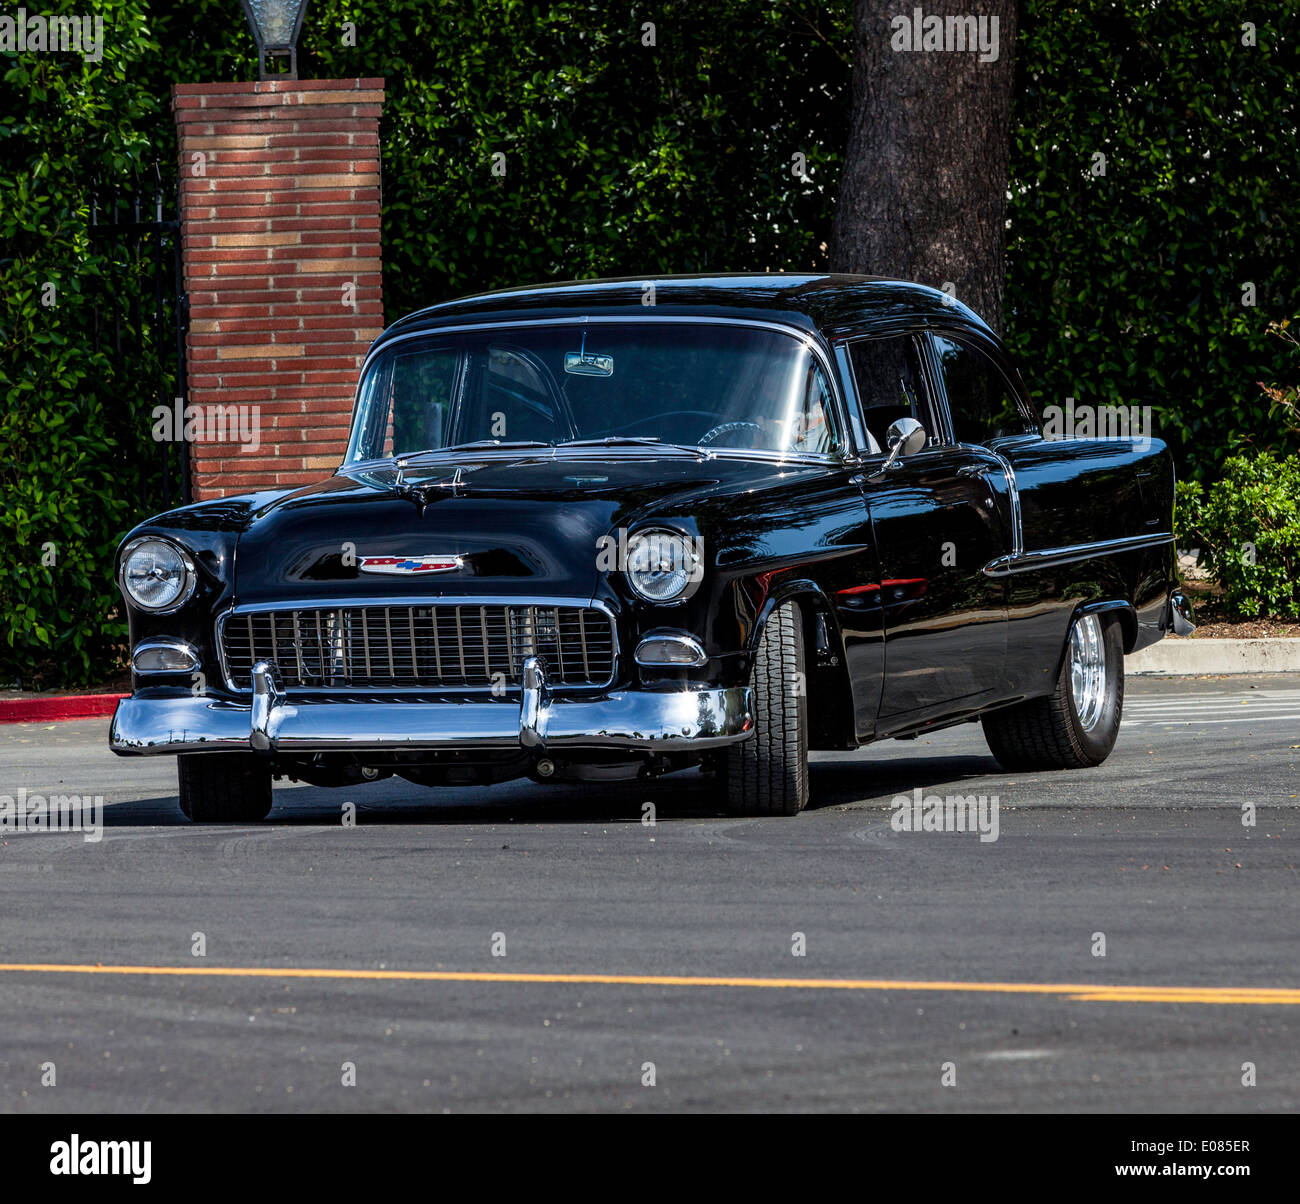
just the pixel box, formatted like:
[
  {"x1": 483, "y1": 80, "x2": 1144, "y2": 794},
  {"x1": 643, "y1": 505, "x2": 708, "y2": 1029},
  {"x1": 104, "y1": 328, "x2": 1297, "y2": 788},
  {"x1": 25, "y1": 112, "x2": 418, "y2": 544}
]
[
  {"x1": 118, "y1": 536, "x2": 197, "y2": 614},
  {"x1": 623, "y1": 527, "x2": 702, "y2": 605}
]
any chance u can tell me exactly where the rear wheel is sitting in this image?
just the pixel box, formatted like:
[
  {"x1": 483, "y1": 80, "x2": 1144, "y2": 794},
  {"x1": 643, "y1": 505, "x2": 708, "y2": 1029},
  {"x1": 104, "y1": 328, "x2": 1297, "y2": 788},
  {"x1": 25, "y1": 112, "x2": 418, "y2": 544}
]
[
  {"x1": 722, "y1": 601, "x2": 809, "y2": 815},
  {"x1": 178, "y1": 753, "x2": 273, "y2": 822},
  {"x1": 982, "y1": 611, "x2": 1124, "y2": 770}
]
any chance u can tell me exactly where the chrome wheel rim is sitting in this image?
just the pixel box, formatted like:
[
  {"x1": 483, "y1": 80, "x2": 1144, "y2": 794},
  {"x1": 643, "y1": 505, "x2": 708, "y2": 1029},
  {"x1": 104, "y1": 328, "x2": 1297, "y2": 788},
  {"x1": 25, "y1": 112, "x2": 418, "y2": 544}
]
[{"x1": 1068, "y1": 613, "x2": 1106, "y2": 732}]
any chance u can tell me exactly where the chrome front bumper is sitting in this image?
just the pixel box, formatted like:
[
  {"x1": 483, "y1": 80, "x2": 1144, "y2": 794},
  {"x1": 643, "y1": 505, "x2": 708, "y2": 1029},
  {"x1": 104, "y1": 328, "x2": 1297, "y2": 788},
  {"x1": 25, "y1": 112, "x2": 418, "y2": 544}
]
[{"x1": 110, "y1": 656, "x2": 753, "y2": 756}]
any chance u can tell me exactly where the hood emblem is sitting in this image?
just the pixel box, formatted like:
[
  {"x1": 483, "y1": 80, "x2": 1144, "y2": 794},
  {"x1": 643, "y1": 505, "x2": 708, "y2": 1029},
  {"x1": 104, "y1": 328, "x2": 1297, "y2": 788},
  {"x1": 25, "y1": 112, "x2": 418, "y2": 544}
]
[{"x1": 358, "y1": 554, "x2": 464, "y2": 576}]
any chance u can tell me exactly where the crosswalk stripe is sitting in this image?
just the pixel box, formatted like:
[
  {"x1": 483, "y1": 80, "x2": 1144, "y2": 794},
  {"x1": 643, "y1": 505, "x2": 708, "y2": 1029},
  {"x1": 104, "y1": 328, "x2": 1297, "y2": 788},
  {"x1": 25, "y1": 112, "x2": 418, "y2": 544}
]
[{"x1": 1124, "y1": 714, "x2": 1300, "y2": 726}]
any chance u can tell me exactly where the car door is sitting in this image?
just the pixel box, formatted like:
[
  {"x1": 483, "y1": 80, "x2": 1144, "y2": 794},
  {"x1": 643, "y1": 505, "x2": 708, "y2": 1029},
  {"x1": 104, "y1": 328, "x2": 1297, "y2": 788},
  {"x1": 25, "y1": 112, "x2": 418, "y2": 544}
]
[{"x1": 841, "y1": 331, "x2": 1012, "y2": 729}]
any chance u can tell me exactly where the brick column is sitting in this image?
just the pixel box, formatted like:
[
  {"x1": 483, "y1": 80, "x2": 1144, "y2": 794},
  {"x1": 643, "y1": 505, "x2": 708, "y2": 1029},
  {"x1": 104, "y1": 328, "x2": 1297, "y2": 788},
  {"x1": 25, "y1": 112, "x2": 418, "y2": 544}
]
[{"x1": 173, "y1": 78, "x2": 384, "y2": 500}]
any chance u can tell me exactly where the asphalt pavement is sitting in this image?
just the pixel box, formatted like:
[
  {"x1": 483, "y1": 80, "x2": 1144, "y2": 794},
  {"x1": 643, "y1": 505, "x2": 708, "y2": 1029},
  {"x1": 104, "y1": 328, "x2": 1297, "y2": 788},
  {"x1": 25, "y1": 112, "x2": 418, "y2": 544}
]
[{"x1": 0, "y1": 674, "x2": 1296, "y2": 1112}]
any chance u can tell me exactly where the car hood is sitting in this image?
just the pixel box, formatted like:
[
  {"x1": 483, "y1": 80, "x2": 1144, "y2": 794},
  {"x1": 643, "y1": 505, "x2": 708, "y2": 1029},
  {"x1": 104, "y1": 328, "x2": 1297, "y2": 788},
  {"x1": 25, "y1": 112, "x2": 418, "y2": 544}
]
[{"x1": 230, "y1": 453, "x2": 829, "y2": 605}]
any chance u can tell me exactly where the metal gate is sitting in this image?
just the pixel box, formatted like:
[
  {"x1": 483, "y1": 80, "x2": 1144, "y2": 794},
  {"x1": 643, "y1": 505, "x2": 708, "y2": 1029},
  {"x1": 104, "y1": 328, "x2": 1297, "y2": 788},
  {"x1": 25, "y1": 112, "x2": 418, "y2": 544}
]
[{"x1": 88, "y1": 161, "x2": 190, "y2": 506}]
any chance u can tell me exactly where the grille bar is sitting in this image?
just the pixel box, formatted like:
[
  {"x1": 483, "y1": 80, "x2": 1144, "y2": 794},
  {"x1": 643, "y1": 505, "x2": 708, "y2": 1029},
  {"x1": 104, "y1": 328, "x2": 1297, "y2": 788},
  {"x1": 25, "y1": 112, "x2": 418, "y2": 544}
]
[{"x1": 222, "y1": 603, "x2": 616, "y2": 691}]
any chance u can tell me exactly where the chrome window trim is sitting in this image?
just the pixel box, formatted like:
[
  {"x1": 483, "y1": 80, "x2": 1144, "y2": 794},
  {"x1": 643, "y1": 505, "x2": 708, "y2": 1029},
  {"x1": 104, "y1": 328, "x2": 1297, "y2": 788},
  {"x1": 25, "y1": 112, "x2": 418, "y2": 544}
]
[
  {"x1": 345, "y1": 315, "x2": 858, "y2": 464},
  {"x1": 831, "y1": 341, "x2": 873, "y2": 454},
  {"x1": 215, "y1": 595, "x2": 620, "y2": 695},
  {"x1": 343, "y1": 444, "x2": 846, "y2": 473},
  {"x1": 833, "y1": 329, "x2": 943, "y2": 451},
  {"x1": 983, "y1": 532, "x2": 1174, "y2": 578},
  {"x1": 923, "y1": 327, "x2": 1042, "y2": 438}
]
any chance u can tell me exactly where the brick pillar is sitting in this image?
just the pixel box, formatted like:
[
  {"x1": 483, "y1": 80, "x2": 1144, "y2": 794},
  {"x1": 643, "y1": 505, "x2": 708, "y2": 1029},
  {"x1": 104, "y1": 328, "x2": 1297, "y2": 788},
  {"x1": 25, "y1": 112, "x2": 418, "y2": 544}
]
[{"x1": 173, "y1": 78, "x2": 385, "y2": 500}]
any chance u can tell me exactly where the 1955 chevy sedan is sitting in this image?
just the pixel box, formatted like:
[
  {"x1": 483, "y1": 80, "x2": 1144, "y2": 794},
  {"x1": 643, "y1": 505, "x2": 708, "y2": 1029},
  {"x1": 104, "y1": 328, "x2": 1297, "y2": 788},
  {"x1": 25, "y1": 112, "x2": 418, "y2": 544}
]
[{"x1": 109, "y1": 274, "x2": 1193, "y2": 820}]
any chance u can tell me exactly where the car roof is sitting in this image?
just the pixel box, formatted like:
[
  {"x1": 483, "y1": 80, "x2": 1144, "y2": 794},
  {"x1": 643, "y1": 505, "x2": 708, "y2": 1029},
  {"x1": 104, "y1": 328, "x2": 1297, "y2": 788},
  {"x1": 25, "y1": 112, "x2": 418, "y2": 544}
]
[{"x1": 375, "y1": 273, "x2": 997, "y2": 349}]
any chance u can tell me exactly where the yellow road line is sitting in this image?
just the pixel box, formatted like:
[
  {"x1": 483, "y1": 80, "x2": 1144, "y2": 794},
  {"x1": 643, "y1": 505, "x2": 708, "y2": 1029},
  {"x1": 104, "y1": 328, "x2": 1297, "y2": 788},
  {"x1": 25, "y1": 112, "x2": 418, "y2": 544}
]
[{"x1": 0, "y1": 963, "x2": 1296, "y2": 1004}]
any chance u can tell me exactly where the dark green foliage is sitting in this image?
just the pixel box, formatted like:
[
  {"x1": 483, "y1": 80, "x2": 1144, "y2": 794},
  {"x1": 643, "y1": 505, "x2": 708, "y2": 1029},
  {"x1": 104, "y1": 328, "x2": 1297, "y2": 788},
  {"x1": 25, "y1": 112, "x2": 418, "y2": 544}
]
[
  {"x1": 1005, "y1": 1, "x2": 1300, "y2": 476},
  {"x1": 2, "y1": 0, "x2": 1296, "y2": 683},
  {"x1": 0, "y1": 1, "x2": 164, "y2": 685}
]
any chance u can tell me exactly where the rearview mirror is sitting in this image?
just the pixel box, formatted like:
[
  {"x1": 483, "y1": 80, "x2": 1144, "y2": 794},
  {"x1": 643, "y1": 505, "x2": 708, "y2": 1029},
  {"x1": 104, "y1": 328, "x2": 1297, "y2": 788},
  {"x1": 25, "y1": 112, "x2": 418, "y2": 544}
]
[{"x1": 564, "y1": 351, "x2": 614, "y2": 377}]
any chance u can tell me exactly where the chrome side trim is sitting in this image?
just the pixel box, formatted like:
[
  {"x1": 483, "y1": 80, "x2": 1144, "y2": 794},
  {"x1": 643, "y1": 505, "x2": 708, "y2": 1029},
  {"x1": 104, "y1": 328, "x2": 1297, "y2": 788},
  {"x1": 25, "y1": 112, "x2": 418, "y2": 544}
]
[
  {"x1": 983, "y1": 532, "x2": 1174, "y2": 578},
  {"x1": 982, "y1": 446, "x2": 1024, "y2": 561}
]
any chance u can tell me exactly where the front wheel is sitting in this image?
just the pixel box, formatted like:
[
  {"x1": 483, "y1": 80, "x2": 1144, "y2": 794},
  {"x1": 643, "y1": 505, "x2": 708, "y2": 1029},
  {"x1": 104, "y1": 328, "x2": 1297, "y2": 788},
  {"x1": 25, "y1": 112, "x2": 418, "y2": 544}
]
[
  {"x1": 721, "y1": 601, "x2": 809, "y2": 815},
  {"x1": 178, "y1": 752, "x2": 273, "y2": 822},
  {"x1": 982, "y1": 611, "x2": 1124, "y2": 770}
]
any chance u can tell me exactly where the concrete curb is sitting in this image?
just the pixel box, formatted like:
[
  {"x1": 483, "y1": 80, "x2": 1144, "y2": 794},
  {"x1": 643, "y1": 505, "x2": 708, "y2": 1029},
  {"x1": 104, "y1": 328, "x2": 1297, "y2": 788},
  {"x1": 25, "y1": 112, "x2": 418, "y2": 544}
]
[
  {"x1": 0, "y1": 694, "x2": 127, "y2": 724},
  {"x1": 1126, "y1": 639, "x2": 1300, "y2": 675}
]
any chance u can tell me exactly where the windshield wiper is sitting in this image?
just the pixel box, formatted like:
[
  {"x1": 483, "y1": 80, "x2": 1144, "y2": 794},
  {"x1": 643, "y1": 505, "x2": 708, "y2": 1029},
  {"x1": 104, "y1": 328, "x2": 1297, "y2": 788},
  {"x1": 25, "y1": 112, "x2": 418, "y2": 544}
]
[
  {"x1": 445, "y1": 440, "x2": 554, "y2": 450},
  {"x1": 559, "y1": 436, "x2": 710, "y2": 457}
]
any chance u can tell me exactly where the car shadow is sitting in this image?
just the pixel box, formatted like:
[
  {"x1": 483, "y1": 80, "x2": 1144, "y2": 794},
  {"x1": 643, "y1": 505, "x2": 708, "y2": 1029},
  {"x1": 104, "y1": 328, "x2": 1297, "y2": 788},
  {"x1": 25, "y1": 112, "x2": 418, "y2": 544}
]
[
  {"x1": 806, "y1": 752, "x2": 1009, "y2": 811},
  {"x1": 104, "y1": 751, "x2": 1009, "y2": 827}
]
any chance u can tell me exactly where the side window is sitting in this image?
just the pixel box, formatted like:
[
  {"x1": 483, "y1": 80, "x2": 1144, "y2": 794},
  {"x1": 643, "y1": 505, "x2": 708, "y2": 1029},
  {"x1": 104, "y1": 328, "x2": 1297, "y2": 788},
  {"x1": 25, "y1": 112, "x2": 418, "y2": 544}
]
[
  {"x1": 932, "y1": 335, "x2": 1032, "y2": 446},
  {"x1": 846, "y1": 334, "x2": 937, "y2": 453}
]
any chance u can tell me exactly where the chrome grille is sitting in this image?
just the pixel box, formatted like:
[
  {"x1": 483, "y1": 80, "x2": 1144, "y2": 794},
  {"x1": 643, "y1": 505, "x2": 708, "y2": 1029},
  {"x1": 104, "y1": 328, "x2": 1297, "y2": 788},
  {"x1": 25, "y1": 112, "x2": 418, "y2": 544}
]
[{"x1": 220, "y1": 604, "x2": 616, "y2": 691}]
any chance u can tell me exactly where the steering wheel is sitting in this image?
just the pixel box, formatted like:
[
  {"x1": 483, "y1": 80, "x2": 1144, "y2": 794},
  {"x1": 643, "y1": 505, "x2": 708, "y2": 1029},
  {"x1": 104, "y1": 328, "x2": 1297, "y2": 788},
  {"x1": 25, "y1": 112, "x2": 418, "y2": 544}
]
[
  {"x1": 585, "y1": 410, "x2": 718, "y2": 439},
  {"x1": 699, "y1": 420, "x2": 764, "y2": 447}
]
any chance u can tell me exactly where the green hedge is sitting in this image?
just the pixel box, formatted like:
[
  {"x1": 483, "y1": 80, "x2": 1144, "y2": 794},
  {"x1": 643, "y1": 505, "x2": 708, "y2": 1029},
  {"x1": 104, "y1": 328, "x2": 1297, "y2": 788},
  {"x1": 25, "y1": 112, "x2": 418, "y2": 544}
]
[
  {"x1": 0, "y1": 0, "x2": 164, "y2": 685},
  {"x1": 2, "y1": 0, "x2": 1297, "y2": 685},
  {"x1": 1006, "y1": 1, "x2": 1300, "y2": 476},
  {"x1": 1175, "y1": 453, "x2": 1300, "y2": 619}
]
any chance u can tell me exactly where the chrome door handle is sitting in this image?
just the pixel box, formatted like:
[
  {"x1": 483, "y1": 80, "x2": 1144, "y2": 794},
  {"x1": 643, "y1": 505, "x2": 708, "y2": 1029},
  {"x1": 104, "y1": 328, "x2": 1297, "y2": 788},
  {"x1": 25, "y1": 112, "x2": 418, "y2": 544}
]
[{"x1": 956, "y1": 463, "x2": 992, "y2": 479}]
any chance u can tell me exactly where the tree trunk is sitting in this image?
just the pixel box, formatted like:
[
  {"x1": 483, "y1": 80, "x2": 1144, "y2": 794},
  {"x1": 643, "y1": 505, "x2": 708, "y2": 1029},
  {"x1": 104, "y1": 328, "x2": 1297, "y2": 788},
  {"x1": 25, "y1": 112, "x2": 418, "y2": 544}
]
[{"x1": 831, "y1": 2, "x2": 1017, "y2": 333}]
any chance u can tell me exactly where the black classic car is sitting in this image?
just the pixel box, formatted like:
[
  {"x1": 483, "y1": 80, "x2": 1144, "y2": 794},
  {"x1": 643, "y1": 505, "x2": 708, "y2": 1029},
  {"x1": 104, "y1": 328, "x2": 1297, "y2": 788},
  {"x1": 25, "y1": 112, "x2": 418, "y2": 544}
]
[{"x1": 110, "y1": 274, "x2": 1193, "y2": 820}]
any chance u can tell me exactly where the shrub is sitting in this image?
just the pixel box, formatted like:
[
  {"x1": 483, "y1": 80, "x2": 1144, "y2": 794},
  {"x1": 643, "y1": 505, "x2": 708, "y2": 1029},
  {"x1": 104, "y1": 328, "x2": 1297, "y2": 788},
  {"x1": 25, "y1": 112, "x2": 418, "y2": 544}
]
[{"x1": 1175, "y1": 453, "x2": 1300, "y2": 619}]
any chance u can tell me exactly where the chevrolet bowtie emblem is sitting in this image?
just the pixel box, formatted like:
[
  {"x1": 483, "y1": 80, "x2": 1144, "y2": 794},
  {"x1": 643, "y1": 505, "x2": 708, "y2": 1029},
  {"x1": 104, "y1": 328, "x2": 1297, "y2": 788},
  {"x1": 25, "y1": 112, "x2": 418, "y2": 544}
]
[{"x1": 358, "y1": 555, "x2": 464, "y2": 575}]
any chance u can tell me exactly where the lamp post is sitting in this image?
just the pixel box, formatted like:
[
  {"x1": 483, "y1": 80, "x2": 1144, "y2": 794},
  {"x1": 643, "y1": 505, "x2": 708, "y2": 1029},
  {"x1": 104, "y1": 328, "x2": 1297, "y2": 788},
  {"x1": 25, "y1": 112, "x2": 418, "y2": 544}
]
[{"x1": 239, "y1": 0, "x2": 309, "y2": 80}]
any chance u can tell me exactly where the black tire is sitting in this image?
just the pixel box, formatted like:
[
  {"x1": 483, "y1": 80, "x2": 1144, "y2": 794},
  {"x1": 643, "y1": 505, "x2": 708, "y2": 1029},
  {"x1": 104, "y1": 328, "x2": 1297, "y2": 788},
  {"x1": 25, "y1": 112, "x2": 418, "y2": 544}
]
[
  {"x1": 178, "y1": 753, "x2": 273, "y2": 822},
  {"x1": 722, "y1": 601, "x2": 809, "y2": 815},
  {"x1": 982, "y1": 612, "x2": 1125, "y2": 770}
]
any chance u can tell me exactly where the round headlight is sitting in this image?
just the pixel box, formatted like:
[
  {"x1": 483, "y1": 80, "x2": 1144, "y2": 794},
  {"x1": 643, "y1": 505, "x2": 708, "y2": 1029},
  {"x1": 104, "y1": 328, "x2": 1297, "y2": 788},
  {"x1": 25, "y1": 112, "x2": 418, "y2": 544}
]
[
  {"x1": 119, "y1": 537, "x2": 196, "y2": 613},
  {"x1": 624, "y1": 529, "x2": 701, "y2": 604}
]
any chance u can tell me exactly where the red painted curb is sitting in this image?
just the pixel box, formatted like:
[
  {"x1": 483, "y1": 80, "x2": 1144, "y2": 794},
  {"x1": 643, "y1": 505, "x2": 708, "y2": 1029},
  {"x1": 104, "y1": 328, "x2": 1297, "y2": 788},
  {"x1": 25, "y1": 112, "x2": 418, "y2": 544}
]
[{"x1": 0, "y1": 695, "x2": 128, "y2": 724}]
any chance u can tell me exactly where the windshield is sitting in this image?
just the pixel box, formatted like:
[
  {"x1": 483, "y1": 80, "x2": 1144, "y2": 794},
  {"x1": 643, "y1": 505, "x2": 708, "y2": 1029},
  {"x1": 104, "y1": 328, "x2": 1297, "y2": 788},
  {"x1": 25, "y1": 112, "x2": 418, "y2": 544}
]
[{"x1": 345, "y1": 322, "x2": 841, "y2": 463}]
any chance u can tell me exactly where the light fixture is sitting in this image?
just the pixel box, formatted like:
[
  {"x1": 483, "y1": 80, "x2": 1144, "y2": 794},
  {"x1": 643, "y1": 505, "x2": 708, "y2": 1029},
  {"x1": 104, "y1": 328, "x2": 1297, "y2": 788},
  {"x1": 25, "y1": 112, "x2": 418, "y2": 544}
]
[{"x1": 240, "y1": 0, "x2": 309, "y2": 80}]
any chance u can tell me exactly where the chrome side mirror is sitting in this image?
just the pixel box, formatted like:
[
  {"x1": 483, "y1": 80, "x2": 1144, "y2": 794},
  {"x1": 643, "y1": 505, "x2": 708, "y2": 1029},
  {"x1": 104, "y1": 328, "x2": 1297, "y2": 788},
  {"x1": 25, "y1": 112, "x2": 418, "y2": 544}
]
[{"x1": 881, "y1": 416, "x2": 926, "y2": 471}]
